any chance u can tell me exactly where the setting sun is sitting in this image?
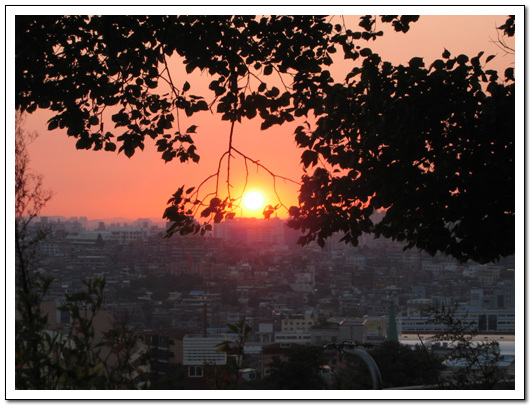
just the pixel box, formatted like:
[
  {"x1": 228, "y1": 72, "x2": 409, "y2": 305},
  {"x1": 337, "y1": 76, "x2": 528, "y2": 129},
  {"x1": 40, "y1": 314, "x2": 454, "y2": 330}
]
[{"x1": 242, "y1": 191, "x2": 265, "y2": 211}]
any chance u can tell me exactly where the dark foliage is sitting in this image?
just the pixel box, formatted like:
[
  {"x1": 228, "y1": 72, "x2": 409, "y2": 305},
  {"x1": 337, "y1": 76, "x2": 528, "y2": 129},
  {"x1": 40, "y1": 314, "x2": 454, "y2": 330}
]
[
  {"x1": 264, "y1": 345, "x2": 327, "y2": 390},
  {"x1": 429, "y1": 306, "x2": 513, "y2": 389},
  {"x1": 332, "y1": 341, "x2": 443, "y2": 389},
  {"x1": 16, "y1": 15, "x2": 515, "y2": 263}
]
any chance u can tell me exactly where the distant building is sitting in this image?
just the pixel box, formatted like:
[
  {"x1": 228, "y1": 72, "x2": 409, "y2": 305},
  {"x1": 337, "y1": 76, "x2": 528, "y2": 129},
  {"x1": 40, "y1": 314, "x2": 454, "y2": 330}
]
[
  {"x1": 257, "y1": 323, "x2": 274, "y2": 343},
  {"x1": 108, "y1": 225, "x2": 147, "y2": 245},
  {"x1": 397, "y1": 307, "x2": 515, "y2": 334},
  {"x1": 470, "y1": 288, "x2": 484, "y2": 307},
  {"x1": 213, "y1": 217, "x2": 285, "y2": 246},
  {"x1": 326, "y1": 317, "x2": 366, "y2": 343},
  {"x1": 65, "y1": 230, "x2": 113, "y2": 245},
  {"x1": 39, "y1": 241, "x2": 62, "y2": 256},
  {"x1": 280, "y1": 312, "x2": 315, "y2": 333},
  {"x1": 78, "y1": 216, "x2": 88, "y2": 228},
  {"x1": 411, "y1": 285, "x2": 426, "y2": 299},
  {"x1": 310, "y1": 326, "x2": 340, "y2": 345},
  {"x1": 143, "y1": 328, "x2": 186, "y2": 384},
  {"x1": 476, "y1": 265, "x2": 501, "y2": 286},
  {"x1": 363, "y1": 315, "x2": 388, "y2": 342},
  {"x1": 406, "y1": 298, "x2": 434, "y2": 317},
  {"x1": 397, "y1": 317, "x2": 448, "y2": 335},
  {"x1": 289, "y1": 271, "x2": 315, "y2": 292},
  {"x1": 500, "y1": 279, "x2": 515, "y2": 308},
  {"x1": 182, "y1": 335, "x2": 227, "y2": 389}
]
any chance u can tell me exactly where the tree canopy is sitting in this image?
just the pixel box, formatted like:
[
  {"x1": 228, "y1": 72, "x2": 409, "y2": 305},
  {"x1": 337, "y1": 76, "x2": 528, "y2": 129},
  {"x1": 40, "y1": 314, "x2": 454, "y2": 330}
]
[
  {"x1": 15, "y1": 15, "x2": 515, "y2": 263},
  {"x1": 331, "y1": 341, "x2": 443, "y2": 389}
]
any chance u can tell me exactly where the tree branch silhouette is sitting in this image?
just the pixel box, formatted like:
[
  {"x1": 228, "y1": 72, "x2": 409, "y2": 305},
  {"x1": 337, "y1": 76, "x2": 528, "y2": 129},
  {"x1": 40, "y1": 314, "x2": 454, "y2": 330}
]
[{"x1": 16, "y1": 15, "x2": 515, "y2": 262}]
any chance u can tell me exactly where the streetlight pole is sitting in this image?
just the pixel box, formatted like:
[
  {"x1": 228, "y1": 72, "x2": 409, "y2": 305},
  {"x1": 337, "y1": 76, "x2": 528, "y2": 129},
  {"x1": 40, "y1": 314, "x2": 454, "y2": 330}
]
[
  {"x1": 342, "y1": 346, "x2": 382, "y2": 390},
  {"x1": 326, "y1": 341, "x2": 383, "y2": 390}
]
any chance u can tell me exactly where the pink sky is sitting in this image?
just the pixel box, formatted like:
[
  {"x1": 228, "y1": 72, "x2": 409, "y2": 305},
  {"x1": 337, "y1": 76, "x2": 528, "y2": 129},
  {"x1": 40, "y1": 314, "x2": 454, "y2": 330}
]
[{"x1": 22, "y1": 14, "x2": 515, "y2": 221}]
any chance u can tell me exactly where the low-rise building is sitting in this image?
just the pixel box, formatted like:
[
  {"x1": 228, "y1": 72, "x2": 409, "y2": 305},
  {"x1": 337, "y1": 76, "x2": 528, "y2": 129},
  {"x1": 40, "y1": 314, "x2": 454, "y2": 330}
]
[
  {"x1": 143, "y1": 328, "x2": 186, "y2": 383},
  {"x1": 274, "y1": 331, "x2": 312, "y2": 344},
  {"x1": 280, "y1": 312, "x2": 315, "y2": 333},
  {"x1": 182, "y1": 334, "x2": 227, "y2": 389},
  {"x1": 397, "y1": 307, "x2": 515, "y2": 335}
]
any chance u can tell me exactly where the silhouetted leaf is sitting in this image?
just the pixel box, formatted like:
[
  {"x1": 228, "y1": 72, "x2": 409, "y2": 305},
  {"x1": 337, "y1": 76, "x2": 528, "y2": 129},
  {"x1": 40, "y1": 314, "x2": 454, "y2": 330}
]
[
  {"x1": 408, "y1": 57, "x2": 424, "y2": 68},
  {"x1": 186, "y1": 125, "x2": 197, "y2": 133},
  {"x1": 301, "y1": 150, "x2": 319, "y2": 168},
  {"x1": 195, "y1": 100, "x2": 208, "y2": 111},
  {"x1": 47, "y1": 120, "x2": 58, "y2": 131},
  {"x1": 486, "y1": 54, "x2": 496, "y2": 63},
  {"x1": 430, "y1": 59, "x2": 445, "y2": 71},
  {"x1": 456, "y1": 54, "x2": 469, "y2": 65},
  {"x1": 209, "y1": 197, "x2": 221, "y2": 208},
  {"x1": 505, "y1": 67, "x2": 514, "y2": 81},
  {"x1": 263, "y1": 65, "x2": 273, "y2": 75},
  {"x1": 214, "y1": 211, "x2": 224, "y2": 223},
  {"x1": 104, "y1": 142, "x2": 116, "y2": 152},
  {"x1": 360, "y1": 48, "x2": 372, "y2": 57}
]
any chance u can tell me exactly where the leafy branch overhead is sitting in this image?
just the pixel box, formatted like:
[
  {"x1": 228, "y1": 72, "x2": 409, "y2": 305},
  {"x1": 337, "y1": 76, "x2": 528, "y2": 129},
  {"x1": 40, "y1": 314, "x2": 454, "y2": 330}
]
[{"x1": 16, "y1": 15, "x2": 515, "y2": 263}]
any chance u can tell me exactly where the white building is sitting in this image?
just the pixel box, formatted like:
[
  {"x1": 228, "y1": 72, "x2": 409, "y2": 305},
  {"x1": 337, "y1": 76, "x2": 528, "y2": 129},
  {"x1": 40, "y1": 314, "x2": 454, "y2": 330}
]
[
  {"x1": 274, "y1": 331, "x2": 311, "y2": 344},
  {"x1": 182, "y1": 335, "x2": 227, "y2": 378},
  {"x1": 397, "y1": 307, "x2": 515, "y2": 334},
  {"x1": 280, "y1": 311, "x2": 315, "y2": 333},
  {"x1": 109, "y1": 226, "x2": 148, "y2": 245}
]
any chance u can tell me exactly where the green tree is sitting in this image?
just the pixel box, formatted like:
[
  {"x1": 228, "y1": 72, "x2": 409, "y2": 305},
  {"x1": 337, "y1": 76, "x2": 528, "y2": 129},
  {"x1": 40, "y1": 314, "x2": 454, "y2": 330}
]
[
  {"x1": 15, "y1": 114, "x2": 148, "y2": 389},
  {"x1": 214, "y1": 318, "x2": 252, "y2": 389},
  {"x1": 149, "y1": 363, "x2": 185, "y2": 390},
  {"x1": 16, "y1": 276, "x2": 149, "y2": 389},
  {"x1": 265, "y1": 345, "x2": 327, "y2": 390},
  {"x1": 49, "y1": 279, "x2": 149, "y2": 389},
  {"x1": 15, "y1": 15, "x2": 515, "y2": 263},
  {"x1": 15, "y1": 111, "x2": 55, "y2": 389}
]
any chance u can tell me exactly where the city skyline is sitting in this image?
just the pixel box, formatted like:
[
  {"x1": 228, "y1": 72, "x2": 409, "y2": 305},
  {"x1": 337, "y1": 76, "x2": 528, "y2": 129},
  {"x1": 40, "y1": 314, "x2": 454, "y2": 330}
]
[{"x1": 14, "y1": 210, "x2": 518, "y2": 394}]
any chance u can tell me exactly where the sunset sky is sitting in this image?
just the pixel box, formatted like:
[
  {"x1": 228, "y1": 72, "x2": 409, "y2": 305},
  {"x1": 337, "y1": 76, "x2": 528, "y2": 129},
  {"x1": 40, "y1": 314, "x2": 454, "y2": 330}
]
[{"x1": 16, "y1": 10, "x2": 518, "y2": 222}]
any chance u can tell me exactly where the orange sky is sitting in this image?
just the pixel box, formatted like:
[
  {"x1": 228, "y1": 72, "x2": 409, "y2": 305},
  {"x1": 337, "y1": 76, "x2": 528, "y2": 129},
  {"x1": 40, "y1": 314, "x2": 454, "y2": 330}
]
[{"x1": 20, "y1": 13, "x2": 516, "y2": 221}]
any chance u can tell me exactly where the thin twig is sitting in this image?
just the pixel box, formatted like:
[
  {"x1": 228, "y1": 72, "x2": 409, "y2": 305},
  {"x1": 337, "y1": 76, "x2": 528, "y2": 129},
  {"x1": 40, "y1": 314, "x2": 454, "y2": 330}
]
[
  {"x1": 231, "y1": 146, "x2": 300, "y2": 211},
  {"x1": 162, "y1": 57, "x2": 183, "y2": 133},
  {"x1": 226, "y1": 120, "x2": 236, "y2": 199},
  {"x1": 232, "y1": 147, "x2": 300, "y2": 186}
]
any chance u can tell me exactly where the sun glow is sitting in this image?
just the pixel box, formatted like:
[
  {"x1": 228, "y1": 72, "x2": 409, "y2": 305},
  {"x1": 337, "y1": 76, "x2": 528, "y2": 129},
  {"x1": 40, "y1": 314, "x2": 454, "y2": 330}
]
[{"x1": 242, "y1": 191, "x2": 265, "y2": 211}]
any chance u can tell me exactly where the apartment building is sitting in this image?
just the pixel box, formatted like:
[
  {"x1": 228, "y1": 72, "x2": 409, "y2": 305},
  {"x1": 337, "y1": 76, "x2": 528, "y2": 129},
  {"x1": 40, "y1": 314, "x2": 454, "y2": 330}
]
[{"x1": 182, "y1": 334, "x2": 227, "y2": 389}]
